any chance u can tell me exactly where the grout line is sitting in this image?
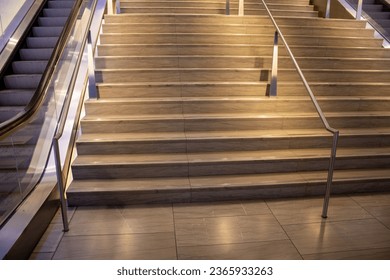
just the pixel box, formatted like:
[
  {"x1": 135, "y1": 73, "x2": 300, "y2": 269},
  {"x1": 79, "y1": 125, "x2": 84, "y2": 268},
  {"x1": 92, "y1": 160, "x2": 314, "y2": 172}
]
[
  {"x1": 264, "y1": 200, "x2": 304, "y2": 260},
  {"x1": 171, "y1": 202, "x2": 180, "y2": 260}
]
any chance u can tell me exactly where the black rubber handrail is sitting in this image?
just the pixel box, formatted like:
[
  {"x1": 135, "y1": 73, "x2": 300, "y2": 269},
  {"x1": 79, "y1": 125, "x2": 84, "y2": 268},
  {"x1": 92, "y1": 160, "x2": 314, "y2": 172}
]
[{"x1": 0, "y1": 0, "x2": 83, "y2": 139}]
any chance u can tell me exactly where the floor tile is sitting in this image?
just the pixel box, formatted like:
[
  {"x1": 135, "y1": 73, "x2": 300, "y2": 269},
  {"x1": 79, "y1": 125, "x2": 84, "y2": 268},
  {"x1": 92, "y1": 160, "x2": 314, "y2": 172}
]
[
  {"x1": 53, "y1": 232, "x2": 177, "y2": 260},
  {"x1": 29, "y1": 252, "x2": 54, "y2": 260},
  {"x1": 303, "y1": 247, "x2": 390, "y2": 260},
  {"x1": 266, "y1": 196, "x2": 372, "y2": 225},
  {"x1": 178, "y1": 240, "x2": 302, "y2": 260},
  {"x1": 120, "y1": 204, "x2": 174, "y2": 233},
  {"x1": 175, "y1": 214, "x2": 288, "y2": 247},
  {"x1": 32, "y1": 223, "x2": 65, "y2": 253},
  {"x1": 65, "y1": 206, "x2": 132, "y2": 236},
  {"x1": 350, "y1": 193, "x2": 390, "y2": 207},
  {"x1": 241, "y1": 200, "x2": 271, "y2": 215},
  {"x1": 284, "y1": 219, "x2": 390, "y2": 255},
  {"x1": 173, "y1": 201, "x2": 246, "y2": 219}
]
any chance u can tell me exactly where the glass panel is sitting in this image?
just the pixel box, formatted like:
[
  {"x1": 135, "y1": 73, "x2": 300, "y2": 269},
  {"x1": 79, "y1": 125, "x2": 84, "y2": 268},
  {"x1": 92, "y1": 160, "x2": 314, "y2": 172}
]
[{"x1": 0, "y1": 0, "x2": 94, "y2": 225}]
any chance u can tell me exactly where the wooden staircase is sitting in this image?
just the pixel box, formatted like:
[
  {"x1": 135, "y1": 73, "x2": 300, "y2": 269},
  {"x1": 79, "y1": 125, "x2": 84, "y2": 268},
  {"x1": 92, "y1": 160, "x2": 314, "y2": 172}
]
[{"x1": 67, "y1": 0, "x2": 390, "y2": 206}]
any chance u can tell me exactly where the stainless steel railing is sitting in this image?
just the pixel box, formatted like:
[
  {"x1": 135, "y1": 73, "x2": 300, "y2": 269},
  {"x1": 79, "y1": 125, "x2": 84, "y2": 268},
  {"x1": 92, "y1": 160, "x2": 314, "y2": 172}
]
[{"x1": 253, "y1": 1, "x2": 340, "y2": 218}]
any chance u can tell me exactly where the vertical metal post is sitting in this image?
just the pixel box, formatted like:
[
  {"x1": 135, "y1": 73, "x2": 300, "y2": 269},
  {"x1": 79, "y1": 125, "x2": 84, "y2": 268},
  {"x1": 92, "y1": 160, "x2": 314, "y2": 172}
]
[
  {"x1": 269, "y1": 31, "x2": 278, "y2": 97},
  {"x1": 356, "y1": 0, "x2": 363, "y2": 20},
  {"x1": 226, "y1": 0, "x2": 230, "y2": 15},
  {"x1": 238, "y1": 0, "x2": 244, "y2": 16},
  {"x1": 116, "y1": 0, "x2": 121, "y2": 14},
  {"x1": 53, "y1": 138, "x2": 69, "y2": 232},
  {"x1": 87, "y1": 30, "x2": 98, "y2": 99},
  {"x1": 325, "y1": 0, "x2": 331, "y2": 18},
  {"x1": 321, "y1": 131, "x2": 339, "y2": 218},
  {"x1": 107, "y1": 0, "x2": 114, "y2": 14}
]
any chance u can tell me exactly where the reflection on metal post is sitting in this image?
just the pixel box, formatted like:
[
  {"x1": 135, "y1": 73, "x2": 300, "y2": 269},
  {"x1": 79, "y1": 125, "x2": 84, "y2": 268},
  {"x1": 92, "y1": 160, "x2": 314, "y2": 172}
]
[
  {"x1": 238, "y1": 0, "x2": 244, "y2": 16},
  {"x1": 269, "y1": 31, "x2": 278, "y2": 97},
  {"x1": 356, "y1": 0, "x2": 363, "y2": 20},
  {"x1": 226, "y1": 0, "x2": 230, "y2": 15},
  {"x1": 325, "y1": 0, "x2": 331, "y2": 18},
  {"x1": 87, "y1": 30, "x2": 98, "y2": 99},
  {"x1": 107, "y1": 0, "x2": 113, "y2": 14},
  {"x1": 321, "y1": 131, "x2": 339, "y2": 218},
  {"x1": 53, "y1": 139, "x2": 69, "y2": 232}
]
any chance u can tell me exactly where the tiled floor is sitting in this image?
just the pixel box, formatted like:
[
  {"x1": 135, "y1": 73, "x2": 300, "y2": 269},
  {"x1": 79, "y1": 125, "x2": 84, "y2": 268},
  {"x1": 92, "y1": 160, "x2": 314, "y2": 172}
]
[{"x1": 29, "y1": 192, "x2": 390, "y2": 260}]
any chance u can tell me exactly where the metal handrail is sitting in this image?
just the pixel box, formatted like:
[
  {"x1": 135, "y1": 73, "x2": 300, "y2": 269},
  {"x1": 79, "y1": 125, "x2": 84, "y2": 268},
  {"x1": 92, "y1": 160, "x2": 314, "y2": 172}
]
[
  {"x1": 0, "y1": 0, "x2": 83, "y2": 139},
  {"x1": 52, "y1": 0, "x2": 102, "y2": 231},
  {"x1": 260, "y1": 0, "x2": 339, "y2": 218}
]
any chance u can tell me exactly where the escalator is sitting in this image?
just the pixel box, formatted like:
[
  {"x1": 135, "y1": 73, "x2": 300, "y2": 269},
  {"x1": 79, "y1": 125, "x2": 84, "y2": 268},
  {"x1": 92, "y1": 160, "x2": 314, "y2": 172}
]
[{"x1": 0, "y1": 0, "x2": 102, "y2": 259}]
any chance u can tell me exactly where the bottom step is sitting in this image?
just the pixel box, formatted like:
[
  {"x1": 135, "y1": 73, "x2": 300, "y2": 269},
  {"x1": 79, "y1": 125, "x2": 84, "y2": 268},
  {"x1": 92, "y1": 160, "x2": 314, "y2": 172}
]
[{"x1": 67, "y1": 169, "x2": 390, "y2": 206}]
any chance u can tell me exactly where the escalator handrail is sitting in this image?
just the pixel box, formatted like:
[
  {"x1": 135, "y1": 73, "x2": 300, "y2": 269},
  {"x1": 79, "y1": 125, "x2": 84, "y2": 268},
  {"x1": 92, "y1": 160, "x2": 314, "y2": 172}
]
[{"x1": 0, "y1": 0, "x2": 84, "y2": 139}]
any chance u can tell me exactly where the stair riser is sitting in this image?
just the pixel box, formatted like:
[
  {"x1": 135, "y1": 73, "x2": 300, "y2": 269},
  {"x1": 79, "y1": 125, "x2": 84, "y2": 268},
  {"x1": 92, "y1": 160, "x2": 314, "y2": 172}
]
[
  {"x1": 97, "y1": 45, "x2": 390, "y2": 58},
  {"x1": 84, "y1": 99, "x2": 390, "y2": 116},
  {"x1": 95, "y1": 69, "x2": 389, "y2": 83},
  {"x1": 0, "y1": 146, "x2": 35, "y2": 157},
  {"x1": 96, "y1": 83, "x2": 390, "y2": 98},
  {"x1": 104, "y1": 15, "x2": 367, "y2": 29},
  {"x1": 72, "y1": 156, "x2": 390, "y2": 180},
  {"x1": 102, "y1": 24, "x2": 374, "y2": 37},
  {"x1": 80, "y1": 116, "x2": 390, "y2": 134},
  {"x1": 100, "y1": 34, "x2": 382, "y2": 47},
  {"x1": 95, "y1": 56, "x2": 390, "y2": 70},
  {"x1": 66, "y1": 179, "x2": 390, "y2": 206},
  {"x1": 120, "y1": 2, "x2": 314, "y2": 11},
  {"x1": 76, "y1": 134, "x2": 390, "y2": 155},
  {"x1": 85, "y1": 99, "x2": 322, "y2": 115},
  {"x1": 120, "y1": 8, "x2": 318, "y2": 17}
]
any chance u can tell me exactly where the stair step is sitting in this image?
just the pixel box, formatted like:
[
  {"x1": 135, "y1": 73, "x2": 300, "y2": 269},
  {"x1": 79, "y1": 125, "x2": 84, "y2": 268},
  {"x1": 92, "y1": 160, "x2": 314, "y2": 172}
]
[
  {"x1": 80, "y1": 112, "x2": 390, "y2": 133},
  {"x1": 101, "y1": 23, "x2": 375, "y2": 37},
  {"x1": 0, "y1": 90, "x2": 35, "y2": 106},
  {"x1": 94, "y1": 68, "x2": 390, "y2": 83},
  {"x1": 37, "y1": 16, "x2": 68, "y2": 27},
  {"x1": 26, "y1": 36, "x2": 59, "y2": 48},
  {"x1": 67, "y1": 168, "x2": 390, "y2": 205},
  {"x1": 97, "y1": 44, "x2": 390, "y2": 58},
  {"x1": 3, "y1": 74, "x2": 42, "y2": 89},
  {"x1": 32, "y1": 26, "x2": 63, "y2": 37},
  {"x1": 19, "y1": 48, "x2": 53, "y2": 60},
  {"x1": 119, "y1": 7, "x2": 318, "y2": 17},
  {"x1": 95, "y1": 55, "x2": 390, "y2": 70},
  {"x1": 12, "y1": 61, "x2": 48, "y2": 74},
  {"x1": 104, "y1": 14, "x2": 367, "y2": 28},
  {"x1": 47, "y1": 0, "x2": 75, "y2": 8},
  {"x1": 42, "y1": 8, "x2": 71, "y2": 17},
  {"x1": 96, "y1": 82, "x2": 390, "y2": 98},
  {"x1": 99, "y1": 33, "x2": 383, "y2": 47},
  {"x1": 72, "y1": 147, "x2": 390, "y2": 179}
]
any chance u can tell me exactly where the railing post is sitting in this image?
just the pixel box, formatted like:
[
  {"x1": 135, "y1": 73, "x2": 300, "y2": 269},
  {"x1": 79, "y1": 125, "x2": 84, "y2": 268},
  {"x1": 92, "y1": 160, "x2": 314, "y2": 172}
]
[
  {"x1": 269, "y1": 31, "x2": 278, "y2": 97},
  {"x1": 226, "y1": 0, "x2": 230, "y2": 15},
  {"x1": 325, "y1": 0, "x2": 331, "y2": 18},
  {"x1": 238, "y1": 0, "x2": 244, "y2": 16},
  {"x1": 53, "y1": 138, "x2": 69, "y2": 232},
  {"x1": 87, "y1": 30, "x2": 98, "y2": 99},
  {"x1": 356, "y1": 0, "x2": 363, "y2": 20},
  {"x1": 321, "y1": 131, "x2": 339, "y2": 218}
]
